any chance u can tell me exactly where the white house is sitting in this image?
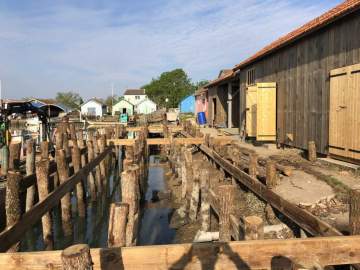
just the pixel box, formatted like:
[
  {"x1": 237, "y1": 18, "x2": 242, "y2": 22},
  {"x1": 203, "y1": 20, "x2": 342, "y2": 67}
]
[
  {"x1": 136, "y1": 98, "x2": 157, "y2": 114},
  {"x1": 112, "y1": 99, "x2": 134, "y2": 116},
  {"x1": 81, "y1": 98, "x2": 107, "y2": 117},
  {"x1": 123, "y1": 89, "x2": 147, "y2": 106}
]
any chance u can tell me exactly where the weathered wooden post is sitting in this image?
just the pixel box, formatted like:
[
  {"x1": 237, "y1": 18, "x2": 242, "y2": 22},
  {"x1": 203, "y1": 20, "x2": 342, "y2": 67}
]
[
  {"x1": 69, "y1": 123, "x2": 77, "y2": 141},
  {"x1": 86, "y1": 140, "x2": 97, "y2": 201},
  {"x1": 121, "y1": 170, "x2": 138, "y2": 246},
  {"x1": 182, "y1": 148, "x2": 193, "y2": 199},
  {"x1": 350, "y1": 188, "x2": 360, "y2": 235},
  {"x1": 63, "y1": 133, "x2": 71, "y2": 158},
  {"x1": 244, "y1": 216, "x2": 264, "y2": 240},
  {"x1": 71, "y1": 143, "x2": 86, "y2": 217},
  {"x1": 200, "y1": 167, "x2": 210, "y2": 231},
  {"x1": 25, "y1": 139, "x2": 36, "y2": 211},
  {"x1": 266, "y1": 160, "x2": 278, "y2": 188},
  {"x1": 5, "y1": 171, "x2": 22, "y2": 252},
  {"x1": 108, "y1": 202, "x2": 129, "y2": 247},
  {"x1": 9, "y1": 142, "x2": 21, "y2": 170},
  {"x1": 93, "y1": 135, "x2": 102, "y2": 191},
  {"x1": 1, "y1": 145, "x2": 9, "y2": 175},
  {"x1": 99, "y1": 135, "x2": 107, "y2": 182},
  {"x1": 249, "y1": 153, "x2": 258, "y2": 178},
  {"x1": 308, "y1": 141, "x2": 317, "y2": 162},
  {"x1": 189, "y1": 161, "x2": 202, "y2": 221},
  {"x1": 36, "y1": 159, "x2": 54, "y2": 250},
  {"x1": 61, "y1": 244, "x2": 93, "y2": 270},
  {"x1": 218, "y1": 184, "x2": 236, "y2": 241},
  {"x1": 56, "y1": 149, "x2": 73, "y2": 236},
  {"x1": 55, "y1": 130, "x2": 63, "y2": 150},
  {"x1": 40, "y1": 140, "x2": 49, "y2": 159}
]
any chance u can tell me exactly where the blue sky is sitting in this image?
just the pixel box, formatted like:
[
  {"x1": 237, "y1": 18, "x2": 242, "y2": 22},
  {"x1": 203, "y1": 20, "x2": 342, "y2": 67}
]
[{"x1": 0, "y1": 0, "x2": 342, "y2": 100}]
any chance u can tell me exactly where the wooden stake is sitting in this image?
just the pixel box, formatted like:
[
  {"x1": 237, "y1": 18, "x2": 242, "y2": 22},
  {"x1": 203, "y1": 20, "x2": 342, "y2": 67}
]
[
  {"x1": 35, "y1": 159, "x2": 53, "y2": 250},
  {"x1": 93, "y1": 136, "x2": 102, "y2": 192},
  {"x1": 189, "y1": 162, "x2": 201, "y2": 222},
  {"x1": 266, "y1": 160, "x2": 278, "y2": 188},
  {"x1": 5, "y1": 171, "x2": 22, "y2": 252},
  {"x1": 108, "y1": 203, "x2": 129, "y2": 248},
  {"x1": 63, "y1": 134, "x2": 71, "y2": 158},
  {"x1": 71, "y1": 143, "x2": 86, "y2": 217},
  {"x1": 121, "y1": 170, "x2": 138, "y2": 246},
  {"x1": 200, "y1": 168, "x2": 210, "y2": 231},
  {"x1": 350, "y1": 188, "x2": 360, "y2": 235},
  {"x1": 55, "y1": 131, "x2": 63, "y2": 150},
  {"x1": 86, "y1": 141, "x2": 97, "y2": 201},
  {"x1": 61, "y1": 244, "x2": 93, "y2": 270},
  {"x1": 182, "y1": 148, "x2": 193, "y2": 199},
  {"x1": 9, "y1": 143, "x2": 21, "y2": 170},
  {"x1": 218, "y1": 184, "x2": 236, "y2": 241},
  {"x1": 40, "y1": 141, "x2": 49, "y2": 159},
  {"x1": 244, "y1": 216, "x2": 264, "y2": 240},
  {"x1": 308, "y1": 141, "x2": 317, "y2": 162},
  {"x1": 1, "y1": 145, "x2": 9, "y2": 175},
  {"x1": 55, "y1": 149, "x2": 72, "y2": 236},
  {"x1": 69, "y1": 123, "x2": 77, "y2": 141},
  {"x1": 25, "y1": 139, "x2": 36, "y2": 211},
  {"x1": 99, "y1": 135, "x2": 107, "y2": 180},
  {"x1": 249, "y1": 154, "x2": 258, "y2": 178}
]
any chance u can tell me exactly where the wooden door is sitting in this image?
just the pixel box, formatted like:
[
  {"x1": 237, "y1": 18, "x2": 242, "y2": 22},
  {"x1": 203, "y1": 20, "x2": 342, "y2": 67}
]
[
  {"x1": 329, "y1": 63, "x2": 360, "y2": 161},
  {"x1": 256, "y1": 83, "x2": 276, "y2": 141},
  {"x1": 246, "y1": 85, "x2": 257, "y2": 137}
]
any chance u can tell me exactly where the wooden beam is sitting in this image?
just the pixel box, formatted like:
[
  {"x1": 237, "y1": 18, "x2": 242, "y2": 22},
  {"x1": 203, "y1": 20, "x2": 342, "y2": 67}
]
[
  {"x1": 108, "y1": 138, "x2": 205, "y2": 146},
  {"x1": 0, "y1": 147, "x2": 112, "y2": 252},
  {"x1": 1, "y1": 236, "x2": 360, "y2": 269},
  {"x1": 200, "y1": 144, "x2": 342, "y2": 237},
  {"x1": 107, "y1": 139, "x2": 135, "y2": 146}
]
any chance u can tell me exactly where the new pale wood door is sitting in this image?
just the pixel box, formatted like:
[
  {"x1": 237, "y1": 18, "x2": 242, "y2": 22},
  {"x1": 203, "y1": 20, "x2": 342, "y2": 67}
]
[
  {"x1": 246, "y1": 85, "x2": 257, "y2": 137},
  {"x1": 329, "y1": 63, "x2": 360, "y2": 161},
  {"x1": 256, "y1": 83, "x2": 276, "y2": 141}
]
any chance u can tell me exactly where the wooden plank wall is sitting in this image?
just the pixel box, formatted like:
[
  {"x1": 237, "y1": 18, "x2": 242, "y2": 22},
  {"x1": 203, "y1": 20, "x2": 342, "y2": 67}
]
[
  {"x1": 238, "y1": 10, "x2": 360, "y2": 154},
  {"x1": 208, "y1": 84, "x2": 228, "y2": 127}
]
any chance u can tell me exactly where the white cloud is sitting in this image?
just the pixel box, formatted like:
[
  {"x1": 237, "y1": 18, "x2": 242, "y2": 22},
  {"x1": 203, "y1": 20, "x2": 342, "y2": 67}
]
[{"x1": 0, "y1": 0, "x2": 342, "y2": 99}]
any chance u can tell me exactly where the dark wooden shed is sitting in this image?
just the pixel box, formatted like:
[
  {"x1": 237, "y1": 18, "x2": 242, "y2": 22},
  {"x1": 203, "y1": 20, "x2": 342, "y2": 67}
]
[{"x1": 232, "y1": 0, "x2": 360, "y2": 161}]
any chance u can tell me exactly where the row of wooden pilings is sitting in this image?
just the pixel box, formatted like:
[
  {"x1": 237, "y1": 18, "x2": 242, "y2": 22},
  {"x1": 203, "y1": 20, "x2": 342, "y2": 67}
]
[
  {"x1": 172, "y1": 121, "x2": 282, "y2": 241},
  {"x1": 107, "y1": 126, "x2": 148, "y2": 248},
  {"x1": 2, "y1": 121, "x2": 125, "y2": 252}
]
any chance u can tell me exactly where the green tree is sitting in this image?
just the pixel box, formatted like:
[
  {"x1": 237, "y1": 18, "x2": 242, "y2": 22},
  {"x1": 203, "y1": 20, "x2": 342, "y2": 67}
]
[
  {"x1": 55, "y1": 91, "x2": 83, "y2": 110},
  {"x1": 142, "y1": 69, "x2": 196, "y2": 108},
  {"x1": 194, "y1": 80, "x2": 210, "y2": 89}
]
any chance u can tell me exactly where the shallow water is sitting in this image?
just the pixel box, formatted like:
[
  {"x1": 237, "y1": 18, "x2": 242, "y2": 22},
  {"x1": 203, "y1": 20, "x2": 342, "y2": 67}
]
[
  {"x1": 138, "y1": 156, "x2": 176, "y2": 245},
  {"x1": 20, "y1": 154, "x2": 175, "y2": 251}
]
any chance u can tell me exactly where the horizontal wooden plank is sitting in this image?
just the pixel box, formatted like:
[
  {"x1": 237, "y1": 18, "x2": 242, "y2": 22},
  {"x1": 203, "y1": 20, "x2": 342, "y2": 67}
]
[
  {"x1": 107, "y1": 139, "x2": 135, "y2": 146},
  {"x1": 0, "y1": 147, "x2": 112, "y2": 252},
  {"x1": 200, "y1": 144, "x2": 342, "y2": 237},
  {"x1": 108, "y1": 138, "x2": 205, "y2": 146},
  {"x1": 1, "y1": 236, "x2": 360, "y2": 269}
]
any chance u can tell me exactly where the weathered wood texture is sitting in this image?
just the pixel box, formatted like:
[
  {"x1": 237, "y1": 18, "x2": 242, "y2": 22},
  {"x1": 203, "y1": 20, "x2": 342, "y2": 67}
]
[
  {"x1": 0, "y1": 147, "x2": 112, "y2": 252},
  {"x1": 1, "y1": 236, "x2": 360, "y2": 269},
  {"x1": 238, "y1": 10, "x2": 360, "y2": 155}
]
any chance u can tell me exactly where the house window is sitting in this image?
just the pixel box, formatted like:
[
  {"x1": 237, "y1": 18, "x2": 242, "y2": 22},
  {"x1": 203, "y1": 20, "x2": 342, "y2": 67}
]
[
  {"x1": 135, "y1": 96, "x2": 140, "y2": 100},
  {"x1": 246, "y1": 68, "x2": 256, "y2": 86}
]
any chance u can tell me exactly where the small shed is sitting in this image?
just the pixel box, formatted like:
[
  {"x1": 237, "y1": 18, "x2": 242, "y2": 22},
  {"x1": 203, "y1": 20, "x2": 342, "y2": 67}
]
[
  {"x1": 112, "y1": 99, "x2": 134, "y2": 116},
  {"x1": 195, "y1": 88, "x2": 208, "y2": 119},
  {"x1": 136, "y1": 98, "x2": 157, "y2": 115},
  {"x1": 80, "y1": 98, "x2": 107, "y2": 117},
  {"x1": 179, "y1": 95, "x2": 195, "y2": 113}
]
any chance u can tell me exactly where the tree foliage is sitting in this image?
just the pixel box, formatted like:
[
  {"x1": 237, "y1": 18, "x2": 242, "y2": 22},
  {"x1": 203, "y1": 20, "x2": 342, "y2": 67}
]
[
  {"x1": 142, "y1": 69, "x2": 197, "y2": 108},
  {"x1": 104, "y1": 95, "x2": 120, "y2": 112},
  {"x1": 55, "y1": 91, "x2": 83, "y2": 110}
]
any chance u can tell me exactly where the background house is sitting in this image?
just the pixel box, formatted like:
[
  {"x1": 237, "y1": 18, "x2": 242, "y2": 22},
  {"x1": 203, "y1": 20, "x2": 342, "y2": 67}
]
[
  {"x1": 136, "y1": 98, "x2": 157, "y2": 114},
  {"x1": 112, "y1": 99, "x2": 134, "y2": 116},
  {"x1": 80, "y1": 98, "x2": 107, "y2": 117},
  {"x1": 123, "y1": 89, "x2": 147, "y2": 106},
  {"x1": 179, "y1": 95, "x2": 195, "y2": 113}
]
